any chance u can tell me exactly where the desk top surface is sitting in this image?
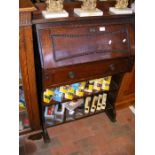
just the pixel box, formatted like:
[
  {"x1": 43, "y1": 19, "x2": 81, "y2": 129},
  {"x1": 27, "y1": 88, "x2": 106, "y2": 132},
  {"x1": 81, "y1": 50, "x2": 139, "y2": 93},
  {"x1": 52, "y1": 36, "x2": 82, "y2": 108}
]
[
  {"x1": 19, "y1": 0, "x2": 36, "y2": 12},
  {"x1": 32, "y1": 1, "x2": 134, "y2": 24}
]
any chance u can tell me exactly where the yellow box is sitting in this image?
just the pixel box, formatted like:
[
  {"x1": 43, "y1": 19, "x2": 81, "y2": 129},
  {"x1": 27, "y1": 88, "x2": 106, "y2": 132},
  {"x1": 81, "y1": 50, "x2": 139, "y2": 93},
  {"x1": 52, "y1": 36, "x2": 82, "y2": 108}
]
[
  {"x1": 60, "y1": 86, "x2": 68, "y2": 93},
  {"x1": 67, "y1": 87, "x2": 75, "y2": 94},
  {"x1": 102, "y1": 83, "x2": 110, "y2": 90},
  {"x1": 88, "y1": 84, "x2": 93, "y2": 91},
  {"x1": 65, "y1": 93, "x2": 73, "y2": 100},
  {"x1": 97, "y1": 78, "x2": 104, "y2": 84},
  {"x1": 79, "y1": 82, "x2": 86, "y2": 90},
  {"x1": 103, "y1": 76, "x2": 112, "y2": 84},
  {"x1": 43, "y1": 97, "x2": 50, "y2": 104},
  {"x1": 46, "y1": 89, "x2": 54, "y2": 96},
  {"x1": 76, "y1": 90, "x2": 84, "y2": 97},
  {"x1": 89, "y1": 79, "x2": 95, "y2": 84},
  {"x1": 94, "y1": 85, "x2": 101, "y2": 91}
]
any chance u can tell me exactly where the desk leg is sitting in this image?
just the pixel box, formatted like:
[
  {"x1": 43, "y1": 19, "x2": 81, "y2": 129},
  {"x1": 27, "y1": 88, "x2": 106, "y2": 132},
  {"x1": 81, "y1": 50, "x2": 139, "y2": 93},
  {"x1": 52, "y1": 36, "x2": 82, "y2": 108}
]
[
  {"x1": 105, "y1": 108, "x2": 116, "y2": 122},
  {"x1": 42, "y1": 128, "x2": 50, "y2": 143},
  {"x1": 41, "y1": 106, "x2": 50, "y2": 143},
  {"x1": 105, "y1": 73, "x2": 124, "y2": 122}
]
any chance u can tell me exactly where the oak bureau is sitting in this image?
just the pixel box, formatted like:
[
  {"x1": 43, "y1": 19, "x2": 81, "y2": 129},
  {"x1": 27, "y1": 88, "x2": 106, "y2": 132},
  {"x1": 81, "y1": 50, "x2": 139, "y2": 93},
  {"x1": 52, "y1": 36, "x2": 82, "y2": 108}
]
[{"x1": 31, "y1": 1, "x2": 135, "y2": 142}]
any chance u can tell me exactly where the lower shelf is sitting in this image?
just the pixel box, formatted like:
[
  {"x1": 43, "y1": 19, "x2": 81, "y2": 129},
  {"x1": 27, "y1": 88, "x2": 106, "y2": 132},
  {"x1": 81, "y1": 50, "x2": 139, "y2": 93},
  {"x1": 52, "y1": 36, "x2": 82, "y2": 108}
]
[{"x1": 45, "y1": 103, "x2": 113, "y2": 128}]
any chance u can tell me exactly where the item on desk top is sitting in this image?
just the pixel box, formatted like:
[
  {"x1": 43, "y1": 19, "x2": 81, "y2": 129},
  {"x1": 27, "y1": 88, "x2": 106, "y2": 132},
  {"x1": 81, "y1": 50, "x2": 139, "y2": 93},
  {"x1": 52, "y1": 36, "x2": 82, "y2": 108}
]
[
  {"x1": 90, "y1": 96, "x2": 98, "y2": 113},
  {"x1": 74, "y1": 0, "x2": 103, "y2": 17},
  {"x1": 84, "y1": 97, "x2": 91, "y2": 114},
  {"x1": 115, "y1": 0, "x2": 128, "y2": 9},
  {"x1": 81, "y1": 0, "x2": 97, "y2": 11},
  {"x1": 109, "y1": 0, "x2": 133, "y2": 14},
  {"x1": 42, "y1": 0, "x2": 69, "y2": 19},
  {"x1": 101, "y1": 93, "x2": 107, "y2": 110},
  {"x1": 96, "y1": 94, "x2": 102, "y2": 111}
]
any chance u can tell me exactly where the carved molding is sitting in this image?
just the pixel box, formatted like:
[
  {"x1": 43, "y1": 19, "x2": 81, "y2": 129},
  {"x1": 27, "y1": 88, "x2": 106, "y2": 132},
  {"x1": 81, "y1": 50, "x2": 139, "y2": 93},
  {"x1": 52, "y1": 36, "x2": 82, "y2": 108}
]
[
  {"x1": 20, "y1": 12, "x2": 32, "y2": 26},
  {"x1": 50, "y1": 29, "x2": 129, "y2": 62}
]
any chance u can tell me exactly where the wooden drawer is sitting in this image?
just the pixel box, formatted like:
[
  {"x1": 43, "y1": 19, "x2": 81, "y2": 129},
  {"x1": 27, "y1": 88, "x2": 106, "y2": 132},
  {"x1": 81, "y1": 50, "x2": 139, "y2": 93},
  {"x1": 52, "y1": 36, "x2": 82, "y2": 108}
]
[
  {"x1": 36, "y1": 23, "x2": 131, "y2": 69},
  {"x1": 43, "y1": 58, "x2": 131, "y2": 88}
]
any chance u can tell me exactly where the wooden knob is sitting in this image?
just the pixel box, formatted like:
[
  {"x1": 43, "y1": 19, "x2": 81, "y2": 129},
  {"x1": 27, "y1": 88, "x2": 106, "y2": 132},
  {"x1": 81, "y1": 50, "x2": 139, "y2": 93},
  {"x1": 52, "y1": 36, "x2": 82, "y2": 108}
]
[
  {"x1": 68, "y1": 71, "x2": 76, "y2": 79},
  {"x1": 109, "y1": 64, "x2": 115, "y2": 71}
]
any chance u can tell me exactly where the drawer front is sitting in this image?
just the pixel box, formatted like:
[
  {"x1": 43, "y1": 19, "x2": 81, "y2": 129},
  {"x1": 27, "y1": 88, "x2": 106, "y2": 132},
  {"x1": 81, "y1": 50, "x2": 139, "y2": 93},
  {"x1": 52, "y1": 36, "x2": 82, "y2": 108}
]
[
  {"x1": 37, "y1": 23, "x2": 131, "y2": 69},
  {"x1": 43, "y1": 58, "x2": 131, "y2": 88}
]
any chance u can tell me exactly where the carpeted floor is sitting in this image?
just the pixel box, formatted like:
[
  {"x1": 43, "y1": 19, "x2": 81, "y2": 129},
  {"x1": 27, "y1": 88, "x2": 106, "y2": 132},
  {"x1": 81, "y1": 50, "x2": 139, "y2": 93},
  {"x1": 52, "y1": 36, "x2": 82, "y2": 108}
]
[{"x1": 19, "y1": 107, "x2": 135, "y2": 155}]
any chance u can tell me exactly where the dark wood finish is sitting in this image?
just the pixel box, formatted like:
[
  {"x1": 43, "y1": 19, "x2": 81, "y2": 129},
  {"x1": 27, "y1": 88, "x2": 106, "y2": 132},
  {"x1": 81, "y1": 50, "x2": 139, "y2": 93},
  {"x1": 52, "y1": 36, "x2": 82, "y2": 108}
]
[
  {"x1": 32, "y1": 1, "x2": 134, "y2": 142},
  {"x1": 116, "y1": 15, "x2": 135, "y2": 108},
  {"x1": 43, "y1": 58, "x2": 131, "y2": 89},
  {"x1": 116, "y1": 64, "x2": 135, "y2": 107},
  {"x1": 19, "y1": 0, "x2": 41, "y2": 133},
  {"x1": 19, "y1": 0, "x2": 36, "y2": 12},
  {"x1": 36, "y1": 23, "x2": 130, "y2": 69}
]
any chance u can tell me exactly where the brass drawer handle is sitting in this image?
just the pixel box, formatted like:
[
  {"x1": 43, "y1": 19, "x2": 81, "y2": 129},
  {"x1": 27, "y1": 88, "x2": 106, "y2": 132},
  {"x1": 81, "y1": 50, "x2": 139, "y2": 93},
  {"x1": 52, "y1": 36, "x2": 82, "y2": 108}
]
[{"x1": 68, "y1": 71, "x2": 76, "y2": 79}]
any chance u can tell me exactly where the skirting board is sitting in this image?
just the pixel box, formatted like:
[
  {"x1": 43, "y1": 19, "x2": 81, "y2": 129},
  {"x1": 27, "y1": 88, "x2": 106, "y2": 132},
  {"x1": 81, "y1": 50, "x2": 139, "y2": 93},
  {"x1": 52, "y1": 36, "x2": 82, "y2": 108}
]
[
  {"x1": 74, "y1": 8, "x2": 103, "y2": 17},
  {"x1": 42, "y1": 10, "x2": 69, "y2": 19}
]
